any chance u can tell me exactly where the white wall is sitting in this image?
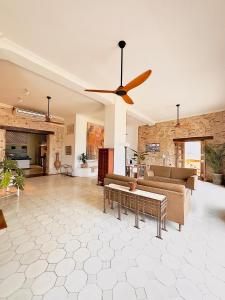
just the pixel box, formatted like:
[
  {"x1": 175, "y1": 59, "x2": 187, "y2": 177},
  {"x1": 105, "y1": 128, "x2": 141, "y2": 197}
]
[
  {"x1": 62, "y1": 113, "x2": 103, "y2": 176},
  {"x1": 74, "y1": 114, "x2": 104, "y2": 169},
  {"x1": 104, "y1": 101, "x2": 127, "y2": 175},
  {"x1": 126, "y1": 116, "x2": 143, "y2": 163}
]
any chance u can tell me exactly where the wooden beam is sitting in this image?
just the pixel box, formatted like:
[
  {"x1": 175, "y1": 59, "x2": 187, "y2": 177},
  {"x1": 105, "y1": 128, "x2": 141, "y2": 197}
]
[
  {"x1": 0, "y1": 125, "x2": 54, "y2": 135},
  {"x1": 173, "y1": 136, "x2": 213, "y2": 142}
]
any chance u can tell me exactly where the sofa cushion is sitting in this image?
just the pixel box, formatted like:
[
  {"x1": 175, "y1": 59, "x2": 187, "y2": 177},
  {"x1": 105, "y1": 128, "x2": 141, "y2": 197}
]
[
  {"x1": 150, "y1": 165, "x2": 171, "y2": 178},
  {"x1": 105, "y1": 174, "x2": 136, "y2": 182},
  {"x1": 170, "y1": 167, "x2": 197, "y2": 180},
  {"x1": 137, "y1": 179, "x2": 185, "y2": 193},
  {"x1": 146, "y1": 176, "x2": 186, "y2": 186}
]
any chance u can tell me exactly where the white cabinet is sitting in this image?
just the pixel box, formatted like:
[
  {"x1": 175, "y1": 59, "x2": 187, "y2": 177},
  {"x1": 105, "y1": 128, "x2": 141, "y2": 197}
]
[{"x1": 16, "y1": 159, "x2": 30, "y2": 169}]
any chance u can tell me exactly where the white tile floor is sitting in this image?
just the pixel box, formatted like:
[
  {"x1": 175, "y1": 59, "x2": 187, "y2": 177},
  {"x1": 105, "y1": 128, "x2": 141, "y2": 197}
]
[{"x1": 0, "y1": 175, "x2": 225, "y2": 300}]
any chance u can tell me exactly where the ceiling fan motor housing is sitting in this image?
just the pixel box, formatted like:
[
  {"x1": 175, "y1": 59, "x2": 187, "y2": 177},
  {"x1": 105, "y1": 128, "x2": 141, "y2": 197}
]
[
  {"x1": 118, "y1": 40, "x2": 126, "y2": 48},
  {"x1": 116, "y1": 89, "x2": 126, "y2": 96}
]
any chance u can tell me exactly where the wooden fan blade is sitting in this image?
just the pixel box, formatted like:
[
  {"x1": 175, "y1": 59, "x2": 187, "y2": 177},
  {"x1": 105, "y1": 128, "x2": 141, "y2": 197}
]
[
  {"x1": 122, "y1": 94, "x2": 134, "y2": 105},
  {"x1": 124, "y1": 70, "x2": 152, "y2": 92},
  {"x1": 85, "y1": 89, "x2": 115, "y2": 93}
]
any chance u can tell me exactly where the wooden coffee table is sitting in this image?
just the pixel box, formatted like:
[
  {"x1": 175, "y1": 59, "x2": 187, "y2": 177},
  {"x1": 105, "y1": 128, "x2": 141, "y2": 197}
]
[{"x1": 104, "y1": 183, "x2": 167, "y2": 239}]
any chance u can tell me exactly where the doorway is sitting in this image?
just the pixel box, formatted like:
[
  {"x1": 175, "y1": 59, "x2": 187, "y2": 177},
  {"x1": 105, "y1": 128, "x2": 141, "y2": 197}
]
[
  {"x1": 5, "y1": 131, "x2": 48, "y2": 177},
  {"x1": 174, "y1": 136, "x2": 213, "y2": 181},
  {"x1": 184, "y1": 141, "x2": 201, "y2": 176}
]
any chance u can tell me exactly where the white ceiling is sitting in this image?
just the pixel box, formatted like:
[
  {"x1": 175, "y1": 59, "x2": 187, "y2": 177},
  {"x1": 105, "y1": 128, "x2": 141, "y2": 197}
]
[
  {"x1": 0, "y1": 60, "x2": 104, "y2": 120},
  {"x1": 0, "y1": 0, "x2": 225, "y2": 122}
]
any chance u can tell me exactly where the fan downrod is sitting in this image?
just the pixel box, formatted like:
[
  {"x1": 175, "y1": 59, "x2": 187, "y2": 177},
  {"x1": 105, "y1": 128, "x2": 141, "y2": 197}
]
[{"x1": 118, "y1": 40, "x2": 126, "y2": 48}]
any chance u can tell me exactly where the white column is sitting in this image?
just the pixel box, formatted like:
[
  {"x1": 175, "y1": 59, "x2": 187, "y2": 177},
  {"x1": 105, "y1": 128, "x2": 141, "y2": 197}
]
[{"x1": 104, "y1": 99, "x2": 127, "y2": 175}]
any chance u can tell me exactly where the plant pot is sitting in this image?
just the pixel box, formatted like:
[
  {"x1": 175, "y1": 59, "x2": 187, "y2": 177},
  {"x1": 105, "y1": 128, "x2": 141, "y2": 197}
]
[
  {"x1": 212, "y1": 173, "x2": 223, "y2": 185},
  {"x1": 81, "y1": 163, "x2": 88, "y2": 168}
]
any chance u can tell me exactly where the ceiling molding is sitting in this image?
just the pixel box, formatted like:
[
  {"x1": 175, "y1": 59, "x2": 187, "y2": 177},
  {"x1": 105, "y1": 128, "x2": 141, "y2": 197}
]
[{"x1": 0, "y1": 36, "x2": 154, "y2": 124}]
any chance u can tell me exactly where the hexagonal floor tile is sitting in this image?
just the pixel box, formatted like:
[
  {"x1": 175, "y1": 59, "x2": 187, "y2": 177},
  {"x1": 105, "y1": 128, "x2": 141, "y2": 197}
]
[
  {"x1": 25, "y1": 259, "x2": 48, "y2": 278},
  {"x1": 8, "y1": 288, "x2": 32, "y2": 300},
  {"x1": 43, "y1": 286, "x2": 68, "y2": 300},
  {"x1": 55, "y1": 258, "x2": 75, "y2": 276},
  {"x1": 110, "y1": 238, "x2": 124, "y2": 250},
  {"x1": 65, "y1": 270, "x2": 87, "y2": 292},
  {"x1": 113, "y1": 282, "x2": 136, "y2": 300},
  {"x1": 0, "y1": 273, "x2": 25, "y2": 298},
  {"x1": 154, "y1": 265, "x2": 176, "y2": 287},
  {"x1": 87, "y1": 240, "x2": 102, "y2": 252},
  {"x1": 20, "y1": 249, "x2": 41, "y2": 265},
  {"x1": 65, "y1": 240, "x2": 80, "y2": 252},
  {"x1": 41, "y1": 241, "x2": 57, "y2": 253},
  {"x1": 78, "y1": 284, "x2": 102, "y2": 300},
  {"x1": 31, "y1": 272, "x2": 56, "y2": 295},
  {"x1": 16, "y1": 241, "x2": 35, "y2": 254},
  {"x1": 0, "y1": 261, "x2": 20, "y2": 279},
  {"x1": 97, "y1": 269, "x2": 117, "y2": 290},
  {"x1": 47, "y1": 249, "x2": 66, "y2": 263},
  {"x1": 73, "y1": 248, "x2": 90, "y2": 263},
  {"x1": 84, "y1": 257, "x2": 102, "y2": 274},
  {"x1": 176, "y1": 279, "x2": 202, "y2": 300},
  {"x1": 126, "y1": 267, "x2": 148, "y2": 288},
  {"x1": 98, "y1": 246, "x2": 114, "y2": 261}
]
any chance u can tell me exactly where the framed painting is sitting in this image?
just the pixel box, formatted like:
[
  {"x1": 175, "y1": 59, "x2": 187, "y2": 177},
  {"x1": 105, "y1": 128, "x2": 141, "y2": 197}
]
[
  {"x1": 86, "y1": 122, "x2": 104, "y2": 159},
  {"x1": 146, "y1": 143, "x2": 160, "y2": 152},
  {"x1": 65, "y1": 146, "x2": 72, "y2": 155}
]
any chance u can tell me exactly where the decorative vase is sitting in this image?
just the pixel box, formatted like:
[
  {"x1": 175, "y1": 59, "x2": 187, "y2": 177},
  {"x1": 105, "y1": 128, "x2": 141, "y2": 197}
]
[
  {"x1": 212, "y1": 173, "x2": 223, "y2": 185},
  {"x1": 129, "y1": 182, "x2": 137, "y2": 192},
  {"x1": 81, "y1": 162, "x2": 88, "y2": 168},
  {"x1": 54, "y1": 152, "x2": 61, "y2": 172}
]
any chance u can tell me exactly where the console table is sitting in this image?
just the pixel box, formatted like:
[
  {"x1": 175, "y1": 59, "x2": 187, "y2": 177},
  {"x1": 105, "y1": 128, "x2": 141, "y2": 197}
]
[{"x1": 104, "y1": 183, "x2": 167, "y2": 239}]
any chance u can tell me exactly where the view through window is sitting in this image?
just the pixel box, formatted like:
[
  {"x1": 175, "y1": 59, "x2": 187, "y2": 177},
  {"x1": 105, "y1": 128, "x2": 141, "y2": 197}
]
[{"x1": 184, "y1": 141, "x2": 201, "y2": 176}]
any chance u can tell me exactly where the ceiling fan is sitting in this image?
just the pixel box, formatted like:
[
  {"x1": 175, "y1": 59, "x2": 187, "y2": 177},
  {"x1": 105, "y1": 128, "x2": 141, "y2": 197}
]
[
  {"x1": 175, "y1": 104, "x2": 181, "y2": 127},
  {"x1": 162, "y1": 104, "x2": 189, "y2": 130},
  {"x1": 40, "y1": 96, "x2": 64, "y2": 125},
  {"x1": 175, "y1": 104, "x2": 188, "y2": 128},
  {"x1": 85, "y1": 40, "x2": 152, "y2": 104}
]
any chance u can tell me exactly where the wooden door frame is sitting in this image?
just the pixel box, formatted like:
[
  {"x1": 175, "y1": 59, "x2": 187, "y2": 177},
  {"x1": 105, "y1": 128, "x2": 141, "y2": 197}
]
[{"x1": 173, "y1": 136, "x2": 213, "y2": 181}]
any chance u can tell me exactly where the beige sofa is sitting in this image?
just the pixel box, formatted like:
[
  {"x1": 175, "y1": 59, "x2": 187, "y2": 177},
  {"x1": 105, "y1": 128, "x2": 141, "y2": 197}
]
[
  {"x1": 144, "y1": 165, "x2": 198, "y2": 191},
  {"x1": 104, "y1": 174, "x2": 191, "y2": 230}
]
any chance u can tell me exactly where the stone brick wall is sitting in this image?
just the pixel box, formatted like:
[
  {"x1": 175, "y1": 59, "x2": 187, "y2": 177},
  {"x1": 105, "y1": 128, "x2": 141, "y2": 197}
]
[
  {"x1": 0, "y1": 106, "x2": 64, "y2": 174},
  {"x1": 138, "y1": 110, "x2": 225, "y2": 179},
  {"x1": 0, "y1": 129, "x2": 5, "y2": 162}
]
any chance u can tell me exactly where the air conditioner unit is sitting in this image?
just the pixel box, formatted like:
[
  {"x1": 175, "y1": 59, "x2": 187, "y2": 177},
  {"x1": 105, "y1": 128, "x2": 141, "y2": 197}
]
[{"x1": 13, "y1": 107, "x2": 46, "y2": 119}]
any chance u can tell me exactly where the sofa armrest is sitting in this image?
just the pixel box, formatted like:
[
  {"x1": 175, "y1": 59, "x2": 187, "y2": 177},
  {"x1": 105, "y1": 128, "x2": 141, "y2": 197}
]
[{"x1": 186, "y1": 175, "x2": 198, "y2": 190}]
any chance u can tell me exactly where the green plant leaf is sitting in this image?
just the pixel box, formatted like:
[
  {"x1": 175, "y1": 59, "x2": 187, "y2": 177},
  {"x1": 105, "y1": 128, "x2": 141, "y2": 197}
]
[
  {"x1": 205, "y1": 143, "x2": 225, "y2": 173},
  {"x1": 0, "y1": 171, "x2": 12, "y2": 188},
  {"x1": 0, "y1": 159, "x2": 25, "y2": 190}
]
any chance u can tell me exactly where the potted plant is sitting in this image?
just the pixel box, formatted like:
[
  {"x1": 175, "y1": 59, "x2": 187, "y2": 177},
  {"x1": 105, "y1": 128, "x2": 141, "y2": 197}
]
[
  {"x1": 0, "y1": 159, "x2": 25, "y2": 195},
  {"x1": 205, "y1": 143, "x2": 225, "y2": 185},
  {"x1": 80, "y1": 153, "x2": 88, "y2": 168},
  {"x1": 131, "y1": 150, "x2": 148, "y2": 164}
]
